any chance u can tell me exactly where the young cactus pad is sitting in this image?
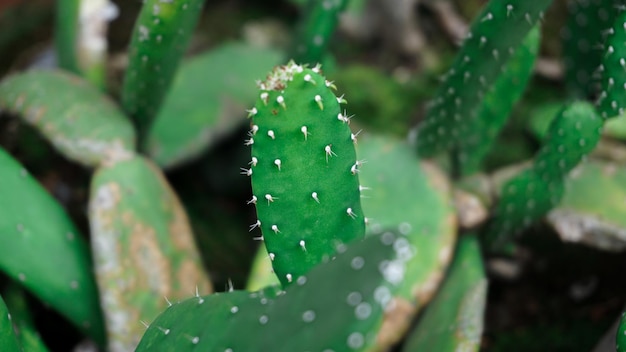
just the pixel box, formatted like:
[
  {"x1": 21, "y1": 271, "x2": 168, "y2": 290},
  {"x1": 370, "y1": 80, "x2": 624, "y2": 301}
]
[
  {"x1": 0, "y1": 295, "x2": 22, "y2": 352},
  {"x1": 0, "y1": 148, "x2": 105, "y2": 343},
  {"x1": 136, "y1": 230, "x2": 416, "y2": 351},
  {"x1": 248, "y1": 62, "x2": 365, "y2": 287},
  {"x1": 121, "y1": 0, "x2": 204, "y2": 134},
  {"x1": 88, "y1": 155, "x2": 212, "y2": 351},
  {"x1": 416, "y1": 0, "x2": 553, "y2": 161},
  {"x1": 0, "y1": 70, "x2": 135, "y2": 168},
  {"x1": 598, "y1": 7, "x2": 626, "y2": 119}
]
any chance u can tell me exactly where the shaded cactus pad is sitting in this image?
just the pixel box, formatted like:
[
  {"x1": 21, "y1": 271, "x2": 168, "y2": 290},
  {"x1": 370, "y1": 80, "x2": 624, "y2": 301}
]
[{"x1": 137, "y1": 230, "x2": 418, "y2": 351}]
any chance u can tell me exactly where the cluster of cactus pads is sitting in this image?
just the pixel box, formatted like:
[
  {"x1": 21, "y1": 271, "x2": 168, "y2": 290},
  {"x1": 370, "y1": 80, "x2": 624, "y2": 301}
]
[{"x1": 4, "y1": 0, "x2": 626, "y2": 350}]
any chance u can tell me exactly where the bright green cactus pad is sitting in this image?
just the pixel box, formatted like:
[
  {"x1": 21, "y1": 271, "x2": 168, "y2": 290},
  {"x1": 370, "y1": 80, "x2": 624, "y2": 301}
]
[
  {"x1": 248, "y1": 62, "x2": 365, "y2": 287},
  {"x1": 562, "y1": 0, "x2": 619, "y2": 98},
  {"x1": 547, "y1": 161, "x2": 626, "y2": 251},
  {"x1": 416, "y1": 0, "x2": 553, "y2": 160},
  {"x1": 121, "y1": 0, "x2": 204, "y2": 133},
  {"x1": 145, "y1": 42, "x2": 282, "y2": 169},
  {"x1": 88, "y1": 155, "x2": 212, "y2": 351},
  {"x1": 598, "y1": 7, "x2": 626, "y2": 119},
  {"x1": 403, "y1": 235, "x2": 487, "y2": 352},
  {"x1": 0, "y1": 295, "x2": 22, "y2": 352},
  {"x1": 0, "y1": 148, "x2": 105, "y2": 343},
  {"x1": 459, "y1": 26, "x2": 540, "y2": 174},
  {"x1": 137, "y1": 230, "x2": 418, "y2": 351},
  {"x1": 357, "y1": 135, "x2": 456, "y2": 312},
  {"x1": 0, "y1": 70, "x2": 136, "y2": 168}
]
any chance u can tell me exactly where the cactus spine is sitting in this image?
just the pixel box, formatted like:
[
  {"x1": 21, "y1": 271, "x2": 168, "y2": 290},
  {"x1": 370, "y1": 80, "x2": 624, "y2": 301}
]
[{"x1": 248, "y1": 62, "x2": 365, "y2": 287}]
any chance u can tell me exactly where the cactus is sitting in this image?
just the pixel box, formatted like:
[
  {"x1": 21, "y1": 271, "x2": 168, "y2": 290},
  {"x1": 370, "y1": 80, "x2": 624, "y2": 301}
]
[
  {"x1": 88, "y1": 155, "x2": 212, "y2": 351},
  {"x1": 485, "y1": 101, "x2": 603, "y2": 251},
  {"x1": 2, "y1": 284, "x2": 49, "y2": 352},
  {"x1": 0, "y1": 70, "x2": 135, "y2": 168},
  {"x1": 402, "y1": 235, "x2": 487, "y2": 352},
  {"x1": 291, "y1": 0, "x2": 349, "y2": 65},
  {"x1": 54, "y1": 0, "x2": 117, "y2": 88},
  {"x1": 136, "y1": 229, "x2": 417, "y2": 351},
  {"x1": 617, "y1": 311, "x2": 626, "y2": 352},
  {"x1": 598, "y1": 6, "x2": 626, "y2": 120},
  {"x1": 0, "y1": 295, "x2": 21, "y2": 352},
  {"x1": 247, "y1": 62, "x2": 365, "y2": 287},
  {"x1": 415, "y1": 0, "x2": 553, "y2": 169},
  {"x1": 0, "y1": 147, "x2": 105, "y2": 344},
  {"x1": 459, "y1": 25, "x2": 540, "y2": 174},
  {"x1": 121, "y1": 0, "x2": 204, "y2": 135},
  {"x1": 145, "y1": 42, "x2": 282, "y2": 169},
  {"x1": 547, "y1": 161, "x2": 626, "y2": 251},
  {"x1": 562, "y1": 0, "x2": 620, "y2": 99}
]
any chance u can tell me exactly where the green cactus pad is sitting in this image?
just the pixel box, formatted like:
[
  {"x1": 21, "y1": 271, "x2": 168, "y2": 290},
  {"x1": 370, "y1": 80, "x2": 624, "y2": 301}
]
[
  {"x1": 121, "y1": 0, "x2": 204, "y2": 134},
  {"x1": 485, "y1": 168, "x2": 564, "y2": 251},
  {"x1": 598, "y1": 7, "x2": 626, "y2": 119},
  {"x1": 291, "y1": 0, "x2": 348, "y2": 64},
  {"x1": 0, "y1": 295, "x2": 22, "y2": 352},
  {"x1": 533, "y1": 102, "x2": 603, "y2": 181},
  {"x1": 0, "y1": 148, "x2": 105, "y2": 343},
  {"x1": 137, "y1": 230, "x2": 418, "y2": 351},
  {"x1": 416, "y1": 0, "x2": 553, "y2": 161},
  {"x1": 2, "y1": 284, "x2": 50, "y2": 352},
  {"x1": 248, "y1": 62, "x2": 365, "y2": 287},
  {"x1": 246, "y1": 245, "x2": 280, "y2": 292},
  {"x1": 617, "y1": 311, "x2": 626, "y2": 352},
  {"x1": 356, "y1": 134, "x2": 457, "y2": 323},
  {"x1": 547, "y1": 161, "x2": 626, "y2": 251},
  {"x1": 54, "y1": 0, "x2": 80, "y2": 75},
  {"x1": 562, "y1": 0, "x2": 619, "y2": 98},
  {"x1": 402, "y1": 234, "x2": 487, "y2": 352},
  {"x1": 486, "y1": 101, "x2": 603, "y2": 251},
  {"x1": 0, "y1": 70, "x2": 135, "y2": 168},
  {"x1": 459, "y1": 25, "x2": 540, "y2": 174},
  {"x1": 88, "y1": 155, "x2": 212, "y2": 351},
  {"x1": 145, "y1": 42, "x2": 282, "y2": 169}
]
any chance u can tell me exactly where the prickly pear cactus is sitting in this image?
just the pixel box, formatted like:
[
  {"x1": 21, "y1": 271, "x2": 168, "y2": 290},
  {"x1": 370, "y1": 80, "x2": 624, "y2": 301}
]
[
  {"x1": 460, "y1": 25, "x2": 540, "y2": 174},
  {"x1": 0, "y1": 70, "x2": 135, "y2": 168},
  {"x1": 88, "y1": 155, "x2": 212, "y2": 351},
  {"x1": 548, "y1": 161, "x2": 626, "y2": 251},
  {"x1": 416, "y1": 0, "x2": 553, "y2": 165},
  {"x1": 247, "y1": 62, "x2": 365, "y2": 287},
  {"x1": 402, "y1": 235, "x2": 487, "y2": 352},
  {"x1": 121, "y1": 0, "x2": 204, "y2": 134},
  {"x1": 617, "y1": 311, "x2": 626, "y2": 352},
  {"x1": 562, "y1": 0, "x2": 620, "y2": 98},
  {"x1": 0, "y1": 295, "x2": 22, "y2": 352},
  {"x1": 291, "y1": 0, "x2": 348, "y2": 64},
  {"x1": 136, "y1": 230, "x2": 417, "y2": 351},
  {"x1": 598, "y1": 7, "x2": 626, "y2": 119},
  {"x1": 2, "y1": 284, "x2": 49, "y2": 352},
  {"x1": 356, "y1": 134, "x2": 458, "y2": 345},
  {"x1": 145, "y1": 42, "x2": 282, "y2": 169},
  {"x1": 0, "y1": 148, "x2": 105, "y2": 343},
  {"x1": 486, "y1": 101, "x2": 603, "y2": 251}
]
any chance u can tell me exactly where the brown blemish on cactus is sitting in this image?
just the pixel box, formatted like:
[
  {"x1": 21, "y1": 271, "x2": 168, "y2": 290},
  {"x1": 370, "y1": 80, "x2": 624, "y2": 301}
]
[
  {"x1": 126, "y1": 213, "x2": 172, "y2": 297},
  {"x1": 376, "y1": 298, "x2": 415, "y2": 349},
  {"x1": 413, "y1": 269, "x2": 444, "y2": 305}
]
